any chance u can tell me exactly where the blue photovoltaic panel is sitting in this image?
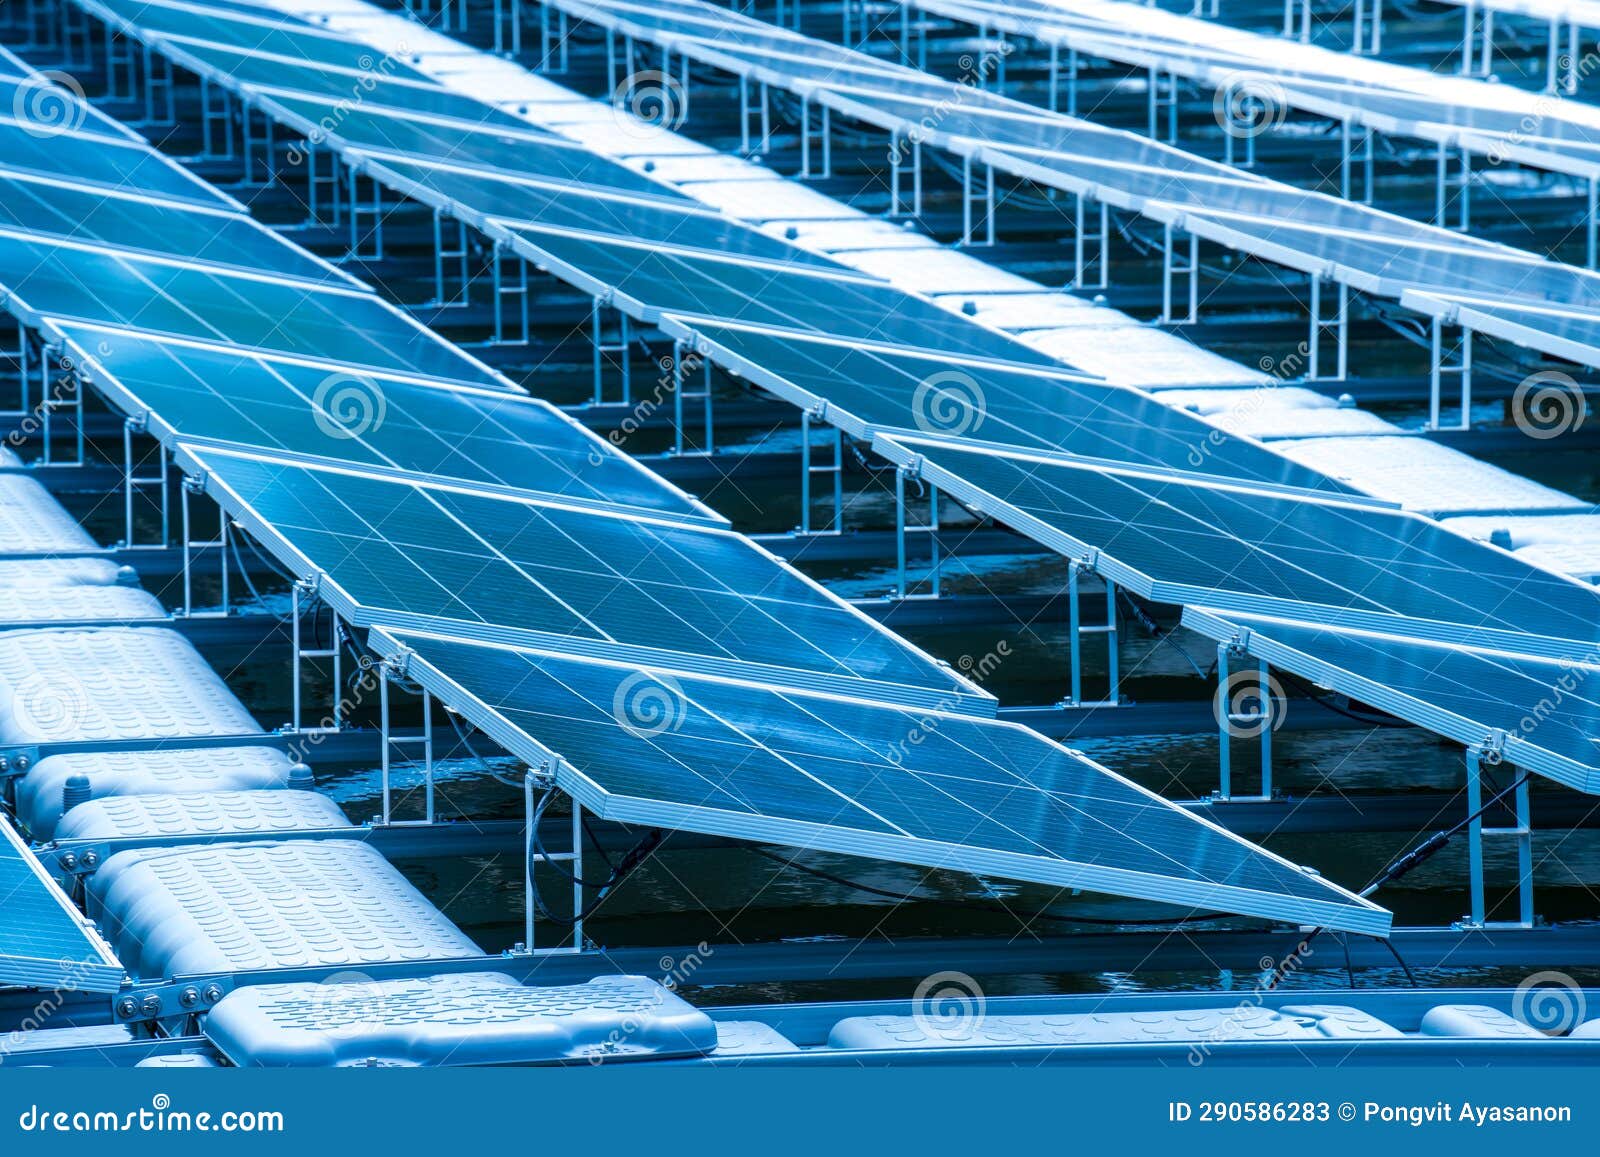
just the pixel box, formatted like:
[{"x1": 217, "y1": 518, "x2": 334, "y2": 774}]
[
  {"x1": 0, "y1": 813, "x2": 123, "y2": 991},
  {"x1": 877, "y1": 434, "x2": 1600, "y2": 648},
  {"x1": 182, "y1": 446, "x2": 983, "y2": 711},
  {"x1": 60, "y1": 324, "x2": 715, "y2": 521},
  {"x1": 371, "y1": 629, "x2": 1390, "y2": 934},
  {"x1": 0, "y1": 230, "x2": 502, "y2": 387},
  {"x1": 0, "y1": 174, "x2": 342, "y2": 283},
  {"x1": 1182, "y1": 608, "x2": 1600, "y2": 793},
  {"x1": 681, "y1": 319, "x2": 1338, "y2": 490}
]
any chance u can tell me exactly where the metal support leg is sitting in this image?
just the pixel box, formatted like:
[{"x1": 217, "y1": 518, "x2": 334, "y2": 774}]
[
  {"x1": 1073, "y1": 196, "x2": 1109, "y2": 290},
  {"x1": 893, "y1": 467, "x2": 942, "y2": 599},
  {"x1": 1428, "y1": 317, "x2": 1473, "y2": 430},
  {"x1": 379, "y1": 671, "x2": 434, "y2": 826},
  {"x1": 1216, "y1": 647, "x2": 1274, "y2": 801},
  {"x1": 179, "y1": 477, "x2": 229, "y2": 618},
  {"x1": 121, "y1": 419, "x2": 169, "y2": 549},
  {"x1": 1462, "y1": 743, "x2": 1534, "y2": 929},
  {"x1": 521, "y1": 768, "x2": 585, "y2": 956},
  {"x1": 591, "y1": 302, "x2": 633, "y2": 404},
  {"x1": 799, "y1": 410, "x2": 843, "y2": 535}
]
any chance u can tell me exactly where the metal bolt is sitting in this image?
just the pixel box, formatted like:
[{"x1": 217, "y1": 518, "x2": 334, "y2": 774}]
[
  {"x1": 115, "y1": 997, "x2": 139, "y2": 1019},
  {"x1": 59, "y1": 852, "x2": 77, "y2": 871},
  {"x1": 80, "y1": 850, "x2": 99, "y2": 868},
  {"x1": 179, "y1": 987, "x2": 201, "y2": 1008},
  {"x1": 140, "y1": 994, "x2": 162, "y2": 1017},
  {"x1": 202, "y1": 984, "x2": 224, "y2": 1004}
]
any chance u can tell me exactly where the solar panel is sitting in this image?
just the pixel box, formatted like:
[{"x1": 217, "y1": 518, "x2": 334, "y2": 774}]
[
  {"x1": 367, "y1": 627, "x2": 1390, "y2": 934},
  {"x1": 253, "y1": 92, "x2": 663, "y2": 194},
  {"x1": 179, "y1": 445, "x2": 985, "y2": 712},
  {"x1": 0, "y1": 73, "x2": 142, "y2": 144},
  {"x1": 0, "y1": 173, "x2": 345, "y2": 283},
  {"x1": 57, "y1": 323, "x2": 717, "y2": 521},
  {"x1": 85, "y1": 0, "x2": 439, "y2": 81},
  {"x1": 1182, "y1": 607, "x2": 1600, "y2": 793},
  {"x1": 165, "y1": 39, "x2": 541, "y2": 128},
  {"x1": 874, "y1": 434, "x2": 1600, "y2": 655},
  {"x1": 501, "y1": 224, "x2": 1049, "y2": 362},
  {"x1": 678, "y1": 318, "x2": 1337, "y2": 489},
  {"x1": 0, "y1": 230, "x2": 502, "y2": 387},
  {"x1": 0, "y1": 812, "x2": 123, "y2": 992},
  {"x1": 0, "y1": 122, "x2": 236, "y2": 207},
  {"x1": 546, "y1": 0, "x2": 1600, "y2": 364}
]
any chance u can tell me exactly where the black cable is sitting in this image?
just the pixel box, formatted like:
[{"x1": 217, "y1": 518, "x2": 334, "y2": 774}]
[
  {"x1": 1372, "y1": 933, "x2": 1419, "y2": 987},
  {"x1": 1265, "y1": 769, "x2": 1533, "y2": 990}
]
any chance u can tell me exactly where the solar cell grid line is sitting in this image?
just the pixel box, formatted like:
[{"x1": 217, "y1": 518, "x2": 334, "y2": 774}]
[
  {"x1": 175, "y1": 443, "x2": 993, "y2": 713},
  {"x1": 529, "y1": 0, "x2": 1600, "y2": 372},
  {"x1": 0, "y1": 811, "x2": 124, "y2": 991},
  {"x1": 77, "y1": 0, "x2": 444, "y2": 79},
  {"x1": 365, "y1": 626, "x2": 1392, "y2": 934},
  {"x1": 361, "y1": 153, "x2": 840, "y2": 266},
  {"x1": 0, "y1": 170, "x2": 360, "y2": 286},
  {"x1": 871, "y1": 432, "x2": 1600, "y2": 661},
  {"x1": 0, "y1": 121, "x2": 243, "y2": 207},
  {"x1": 670, "y1": 317, "x2": 1352, "y2": 493},
  {"x1": 1180, "y1": 606, "x2": 1600, "y2": 793},
  {"x1": 0, "y1": 228, "x2": 510, "y2": 387},
  {"x1": 51, "y1": 321, "x2": 724, "y2": 522}
]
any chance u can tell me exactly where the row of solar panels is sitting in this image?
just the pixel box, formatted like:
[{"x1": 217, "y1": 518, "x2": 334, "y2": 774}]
[
  {"x1": 63, "y1": 1, "x2": 1600, "y2": 780},
  {"x1": 914, "y1": 0, "x2": 1600, "y2": 180},
  {"x1": 0, "y1": 39, "x2": 1394, "y2": 970},
  {"x1": 542, "y1": 0, "x2": 1600, "y2": 367}
]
